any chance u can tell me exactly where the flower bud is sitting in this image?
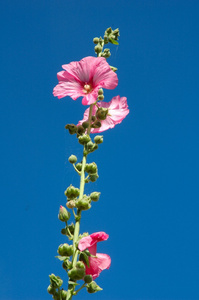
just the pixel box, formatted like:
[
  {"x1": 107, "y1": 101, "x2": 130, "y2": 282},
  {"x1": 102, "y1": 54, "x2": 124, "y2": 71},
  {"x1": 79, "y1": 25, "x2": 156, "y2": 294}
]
[
  {"x1": 98, "y1": 94, "x2": 104, "y2": 101},
  {"x1": 58, "y1": 243, "x2": 73, "y2": 256},
  {"x1": 87, "y1": 281, "x2": 102, "y2": 293},
  {"x1": 47, "y1": 285, "x2": 56, "y2": 295},
  {"x1": 84, "y1": 275, "x2": 93, "y2": 284},
  {"x1": 89, "y1": 174, "x2": 99, "y2": 182},
  {"x1": 76, "y1": 261, "x2": 85, "y2": 269},
  {"x1": 58, "y1": 206, "x2": 71, "y2": 222},
  {"x1": 96, "y1": 107, "x2": 108, "y2": 120},
  {"x1": 75, "y1": 163, "x2": 82, "y2": 171},
  {"x1": 77, "y1": 125, "x2": 85, "y2": 136},
  {"x1": 86, "y1": 141, "x2": 94, "y2": 150},
  {"x1": 98, "y1": 88, "x2": 103, "y2": 95},
  {"x1": 76, "y1": 196, "x2": 91, "y2": 211},
  {"x1": 94, "y1": 135, "x2": 103, "y2": 144},
  {"x1": 93, "y1": 37, "x2": 99, "y2": 44},
  {"x1": 64, "y1": 185, "x2": 80, "y2": 199},
  {"x1": 94, "y1": 45, "x2": 102, "y2": 53},
  {"x1": 68, "y1": 155, "x2": 77, "y2": 164},
  {"x1": 66, "y1": 200, "x2": 76, "y2": 209},
  {"x1": 49, "y1": 274, "x2": 63, "y2": 288},
  {"x1": 65, "y1": 124, "x2": 77, "y2": 134},
  {"x1": 62, "y1": 260, "x2": 72, "y2": 271},
  {"x1": 106, "y1": 27, "x2": 112, "y2": 34},
  {"x1": 91, "y1": 116, "x2": 96, "y2": 122},
  {"x1": 91, "y1": 120, "x2": 101, "y2": 128},
  {"x1": 82, "y1": 121, "x2": 89, "y2": 129},
  {"x1": 90, "y1": 192, "x2": 101, "y2": 202},
  {"x1": 85, "y1": 162, "x2": 97, "y2": 174},
  {"x1": 78, "y1": 134, "x2": 91, "y2": 145},
  {"x1": 104, "y1": 36, "x2": 109, "y2": 44},
  {"x1": 68, "y1": 264, "x2": 85, "y2": 280}
]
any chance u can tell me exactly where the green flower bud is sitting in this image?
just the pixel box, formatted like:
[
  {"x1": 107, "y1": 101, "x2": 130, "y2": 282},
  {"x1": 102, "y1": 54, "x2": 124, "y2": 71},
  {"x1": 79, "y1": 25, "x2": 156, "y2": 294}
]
[
  {"x1": 93, "y1": 37, "x2": 99, "y2": 44},
  {"x1": 76, "y1": 196, "x2": 91, "y2": 211},
  {"x1": 62, "y1": 260, "x2": 72, "y2": 271},
  {"x1": 103, "y1": 48, "x2": 111, "y2": 58},
  {"x1": 76, "y1": 261, "x2": 85, "y2": 269},
  {"x1": 84, "y1": 275, "x2": 93, "y2": 284},
  {"x1": 98, "y1": 88, "x2": 103, "y2": 95},
  {"x1": 67, "y1": 223, "x2": 75, "y2": 235},
  {"x1": 77, "y1": 125, "x2": 85, "y2": 136},
  {"x1": 91, "y1": 120, "x2": 101, "y2": 128},
  {"x1": 104, "y1": 36, "x2": 109, "y2": 44},
  {"x1": 98, "y1": 94, "x2": 104, "y2": 101},
  {"x1": 106, "y1": 27, "x2": 112, "y2": 34},
  {"x1": 68, "y1": 155, "x2": 77, "y2": 164},
  {"x1": 86, "y1": 141, "x2": 94, "y2": 150},
  {"x1": 75, "y1": 163, "x2": 82, "y2": 171},
  {"x1": 49, "y1": 274, "x2": 63, "y2": 288},
  {"x1": 58, "y1": 206, "x2": 71, "y2": 222},
  {"x1": 64, "y1": 185, "x2": 80, "y2": 199},
  {"x1": 47, "y1": 285, "x2": 56, "y2": 295},
  {"x1": 94, "y1": 135, "x2": 103, "y2": 144},
  {"x1": 96, "y1": 107, "x2": 108, "y2": 120},
  {"x1": 68, "y1": 265, "x2": 85, "y2": 281},
  {"x1": 66, "y1": 200, "x2": 76, "y2": 209},
  {"x1": 90, "y1": 192, "x2": 101, "y2": 202},
  {"x1": 82, "y1": 121, "x2": 89, "y2": 129},
  {"x1": 85, "y1": 162, "x2": 97, "y2": 174},
  {"x1": 78, "y1": 134, "x2": 91, "y2": 145},
  {"x1": 54, "y1": 292, "x2": 60, "y2": 300},
  {"x1": 87, "y1": 281, "x2": 102, "y2": 293},
  {"x1": 94, "y1": 45, "x2": 102, "y2": 53},
  {"x1": 65, "y1": 124, "x2": 77, "y2": 135},
  {"x1": 89, "y1": 174, "x2": 99, "y2": 182},
  {"x1": 58, "y1": 243, "x2": 73, "y2": 256}
]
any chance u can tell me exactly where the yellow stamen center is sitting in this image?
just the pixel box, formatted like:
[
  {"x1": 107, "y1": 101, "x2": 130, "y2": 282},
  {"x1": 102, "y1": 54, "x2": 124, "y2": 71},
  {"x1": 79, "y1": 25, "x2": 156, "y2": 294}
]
[{"x1": 84, "y1": 84, "x2": 92, "y2": 93}]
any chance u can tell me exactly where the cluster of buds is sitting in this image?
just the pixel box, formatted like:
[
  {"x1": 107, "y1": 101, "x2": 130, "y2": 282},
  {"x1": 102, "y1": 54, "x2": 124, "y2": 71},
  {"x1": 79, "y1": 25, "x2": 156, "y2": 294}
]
[
  {"x1": 47, "y1": 274, "x2": 67, "y2": 300},
  {"x1": 93, "y1": 27, "x2": 119, "y2": 58}
]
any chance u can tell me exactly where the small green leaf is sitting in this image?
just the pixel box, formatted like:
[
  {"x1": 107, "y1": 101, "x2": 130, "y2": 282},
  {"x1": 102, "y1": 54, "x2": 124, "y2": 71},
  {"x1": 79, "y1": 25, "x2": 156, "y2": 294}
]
[
  {"x1": 55, "y1": 255, "x2": 69, "y2": 261},
  {"x1": 109, "y1": 38, "x2": 119, "y2": 45},
  {"x1": 68, "y1": 281, "x2": 79, "y2": 286},
  {"x1": 79, "y1": 252, "x2": 90, "y2": 267}
]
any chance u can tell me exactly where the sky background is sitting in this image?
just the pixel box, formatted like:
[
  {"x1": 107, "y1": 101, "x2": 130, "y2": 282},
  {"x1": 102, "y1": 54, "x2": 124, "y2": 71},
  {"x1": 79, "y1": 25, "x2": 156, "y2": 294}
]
[{"x1": 1, "y1": 1, "x2": 199, "y2": 300}]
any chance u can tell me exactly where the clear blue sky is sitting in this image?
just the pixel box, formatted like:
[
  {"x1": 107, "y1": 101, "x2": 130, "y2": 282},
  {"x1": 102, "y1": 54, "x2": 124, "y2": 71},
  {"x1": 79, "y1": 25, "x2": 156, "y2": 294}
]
[{"x1": 1, "y1": 1, "x2": 199, "y2": 300}]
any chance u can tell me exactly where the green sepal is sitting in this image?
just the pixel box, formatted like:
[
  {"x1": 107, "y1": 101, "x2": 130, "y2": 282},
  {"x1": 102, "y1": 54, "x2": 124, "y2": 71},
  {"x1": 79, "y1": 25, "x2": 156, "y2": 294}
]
[
  {"x1": 109, "y1": 37, "x2": 119, "y2": 45},
  {"x1": 86, "y1": 281, "x2": 103, "y2": 293}
]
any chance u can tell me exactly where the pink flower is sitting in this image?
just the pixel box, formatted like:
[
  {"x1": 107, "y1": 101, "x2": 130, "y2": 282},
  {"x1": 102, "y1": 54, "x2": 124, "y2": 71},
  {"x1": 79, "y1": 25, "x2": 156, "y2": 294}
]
[
  {"x1": 78, "y1": 232, "x2": 111, "y2": 279},
  {"x1": 53, "y1": 56, "x2": 118, "y2": 105},
  {"x1": 78, "y1": 96, "x2": 129, "y2": 133}
]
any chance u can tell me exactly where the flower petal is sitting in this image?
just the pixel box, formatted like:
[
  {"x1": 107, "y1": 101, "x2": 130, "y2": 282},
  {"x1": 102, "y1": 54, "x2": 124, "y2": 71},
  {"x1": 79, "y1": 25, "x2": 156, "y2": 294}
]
[
  {"x1": 78, "y1": 232, "x2": 109, "y2": 252},
  {"x1": 85, "y1": 253, "x2": 111, "y2": 279}
]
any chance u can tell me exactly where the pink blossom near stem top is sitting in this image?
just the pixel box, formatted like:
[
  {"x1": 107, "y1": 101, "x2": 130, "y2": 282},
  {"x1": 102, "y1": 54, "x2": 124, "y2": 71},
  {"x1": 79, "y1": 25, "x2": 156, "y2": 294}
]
[
  {"x1": 53, "y1": 56, "x2": 118, "y2": 105},
  {"x1": 78, "y1": 96, "x2": 129, "y2": 133},
  {"x1": 78, "y1": 232, "x2": 111, "y2": 279}
]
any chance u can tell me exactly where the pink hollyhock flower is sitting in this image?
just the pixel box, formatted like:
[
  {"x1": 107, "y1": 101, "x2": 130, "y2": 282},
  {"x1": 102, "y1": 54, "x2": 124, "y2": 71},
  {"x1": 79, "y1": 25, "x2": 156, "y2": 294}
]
[
  {"x1": 53, "y1": 56, "x2": 118, "y2": 105},
  {"x1": 78, "y1": 96, "x2": 129, "y2": 133},
  {"x1": 78, "y1": 232, "x2": 111, "y2": 279}
]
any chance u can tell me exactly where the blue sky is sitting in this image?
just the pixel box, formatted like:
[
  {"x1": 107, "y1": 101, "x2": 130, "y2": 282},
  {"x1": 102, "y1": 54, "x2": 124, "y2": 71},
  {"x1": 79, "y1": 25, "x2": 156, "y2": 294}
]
[{"x1": 1, "y1": 1, "x2": 199, "y2": 300}]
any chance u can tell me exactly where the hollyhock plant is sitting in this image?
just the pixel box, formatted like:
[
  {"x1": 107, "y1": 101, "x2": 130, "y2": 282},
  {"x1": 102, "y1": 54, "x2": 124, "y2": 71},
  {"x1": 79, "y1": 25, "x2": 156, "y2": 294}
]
[
  {"x1": 78, "y1": 232, "x2": 111, "y2": 279},
  {"x1": 53, "y1": 56, "x2": 118, "y2": 105},
  {"x1": 78, "y1": 95, "x2": 129, "y2": 133}
]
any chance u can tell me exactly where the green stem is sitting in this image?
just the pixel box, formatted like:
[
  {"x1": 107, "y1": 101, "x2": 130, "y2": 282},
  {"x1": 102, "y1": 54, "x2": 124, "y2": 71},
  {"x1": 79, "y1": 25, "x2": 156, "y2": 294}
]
[{"x1": 66, "y1": 104, "x2": 94, "y2": 300}]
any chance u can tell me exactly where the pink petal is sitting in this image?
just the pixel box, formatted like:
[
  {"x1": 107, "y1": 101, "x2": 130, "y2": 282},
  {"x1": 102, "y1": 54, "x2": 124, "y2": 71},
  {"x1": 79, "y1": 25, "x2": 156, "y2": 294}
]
[
  {"x1": 78, "y1": 232, "x2": 109, "y2": 252},
  {"x1": 85, "y1": 253, "x2": 111, "y2": 279}
]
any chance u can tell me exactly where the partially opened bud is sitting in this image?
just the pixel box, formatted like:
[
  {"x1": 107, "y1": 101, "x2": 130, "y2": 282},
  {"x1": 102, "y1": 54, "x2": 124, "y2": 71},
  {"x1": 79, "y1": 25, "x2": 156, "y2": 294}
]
[{"x1": 58, "y1": 206, "x2": 71, "y2": 222}]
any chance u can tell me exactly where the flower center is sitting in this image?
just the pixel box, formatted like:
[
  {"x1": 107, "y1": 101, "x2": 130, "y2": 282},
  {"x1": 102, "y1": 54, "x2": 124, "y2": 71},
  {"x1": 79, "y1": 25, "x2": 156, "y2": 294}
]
[{"x1": 84, "y1": 83, "x2": 92, "y2": 94}]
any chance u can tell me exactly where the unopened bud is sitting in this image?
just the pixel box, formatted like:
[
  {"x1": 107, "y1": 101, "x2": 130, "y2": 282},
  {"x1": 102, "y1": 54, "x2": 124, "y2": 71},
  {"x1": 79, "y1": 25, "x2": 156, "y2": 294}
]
[
  {"x1": 64, "y1": 185, "x2": 80, "y2": 199},
  {"x1": 76, "y1": 196, "x2": 91, "y2": 211},
  {"x1": 68, "y1": 265, "x2": 85, "y2": 280},
  {"x1": 76, "y1": 163, "x2": 82, "y2": 171},
  {"x1": 94, "y1": 45, "x2": 102, "y2": 53},
  {"x1": 47, "y1": 285, "x2": 56, "y2": 295},
  {"x1": 49, "y1": 274, "x2": 63, "y2": 288},
  {"x1": 106, "y1": 27, "x2": 112, "y2": 34},
  {"x1": 96, "y1": 107, "x2": 108, "y2": 120},
  {"x1": 98, "y1": 95, "x2": 104, "y2": 101},
  {"x1": 60, "y1": 290, "x2": 67, "y2": 300},
  {"x1": 91, "y1": 115, "x2": 96, "y2": 122},
  {"x1": 78, "y1": 134, "x2": 91, "y2": 145},
  {"x1": 58, "y1": 206, "x2": 71, "y2": 222},
  {"x1": 66, "y1": 200, "x2": 76, "y2": 209},
  {"x1": 90, "y1": 192, "x2": 101, "y2": 202},
  {"x1": 94, "y1": 135, "x2": 103, "y2": 144},
  {"x1": 89, "y1": 174, "x2": 99, "y2": 182},
  {"x1": 62, "y1": 260, "x2": 72, "y2": 271},
  {"x1": 104, "y1": 36, "x2": 109, "y2": 44},
  {"x1": 77, "y1": 125, "x2": 85, "y2": 136},
  {"x1": 65, "y1": 124, "x2": 77, "y2": 135},
  {"x1": 87, "y1": 281, "x2": 102, "y2": 293},
  {"x1": 58, "y1": 243, "x2": 73, "y2": 256},
  {"x1": 85, "y1": 162, "x2": 97, "y2": 174},
  {"x1": 93, "y1": 37, "x2": 99, "y2": 44},
  {"x1": 84, "y1": 275, "x2": 93, "y2": 284},
  {"x1": 82, "y1": 121, "x2": 89, "y2": 129},
  {"x1": 68, "y1": 155, "x2": 77, "y2": 164},
  {"x1": 98, "y1": 88, "x2": 103, "y2": 95}
]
